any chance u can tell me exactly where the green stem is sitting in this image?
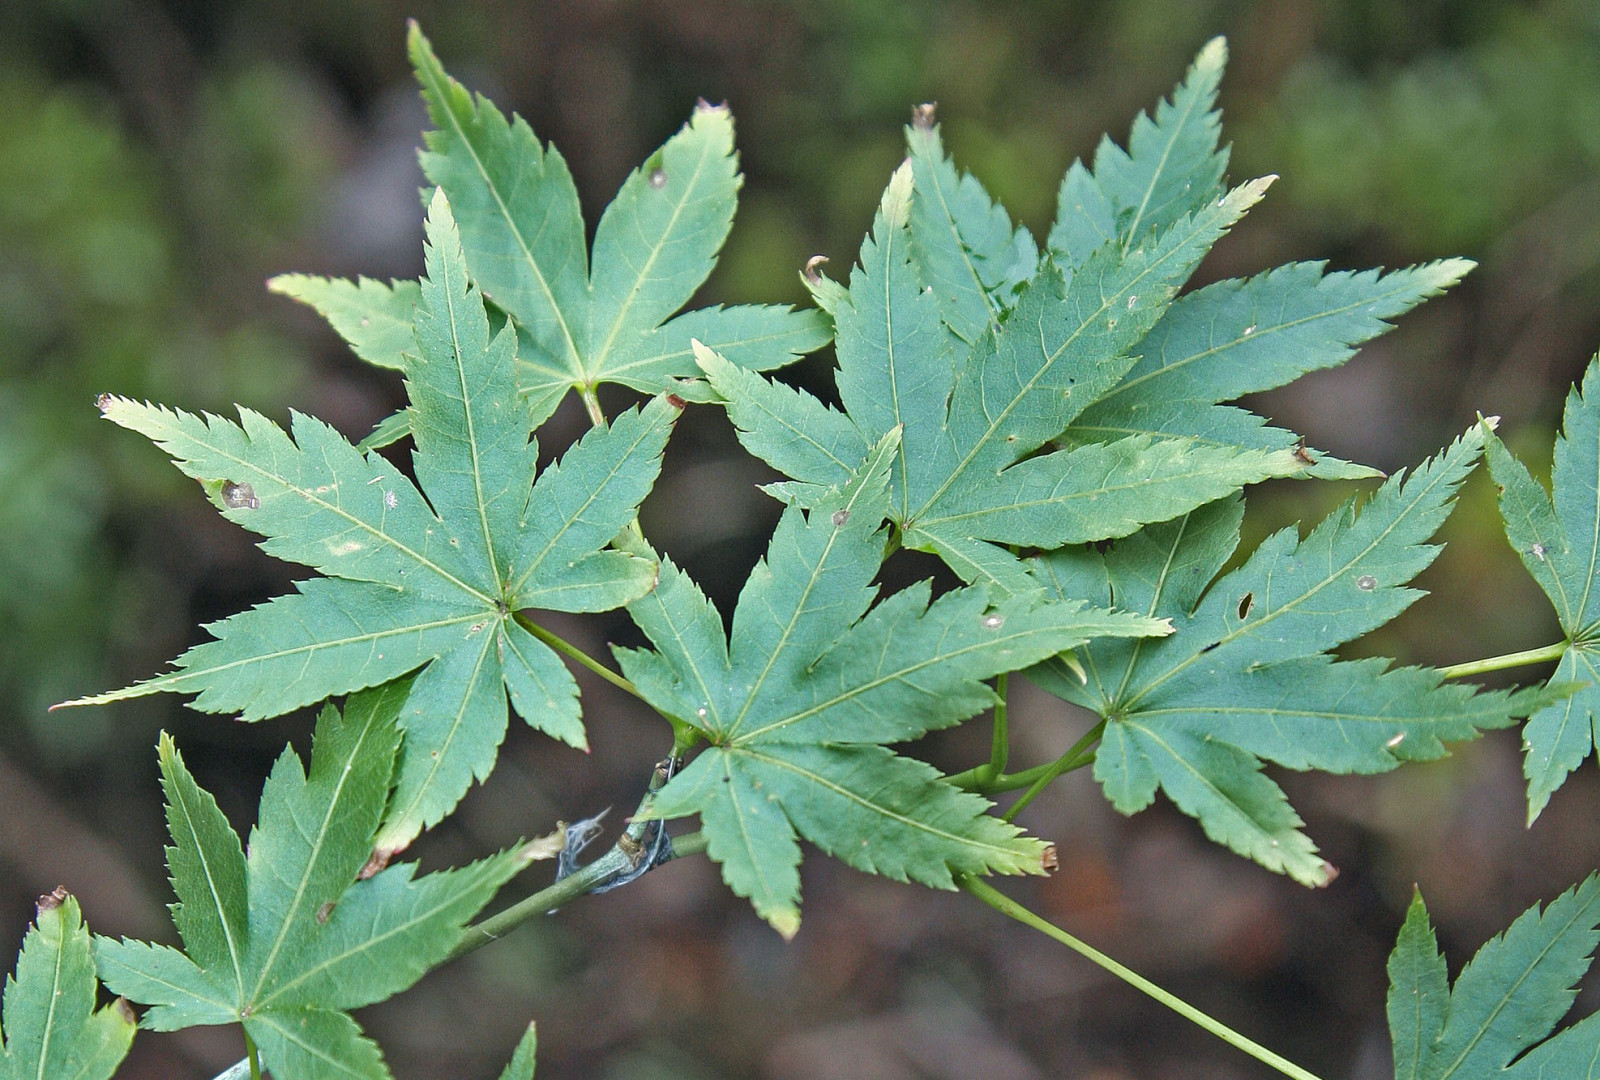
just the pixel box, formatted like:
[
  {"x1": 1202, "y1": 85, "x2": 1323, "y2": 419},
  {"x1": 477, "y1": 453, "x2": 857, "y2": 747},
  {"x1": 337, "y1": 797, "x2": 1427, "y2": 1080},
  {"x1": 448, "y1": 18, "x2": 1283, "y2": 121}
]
[
  {"x1": 579, "y1": 384, "x2": 606, "y2": 427},
  {"x1": 947, "y1": 721, "x2": 1104, "y2": 797},
  {"x1": 243, "y1": 1030, "x2": 262, "y2": 1080},
  {"x1": 1438, "y1": 640, "x2": 1568, "y2": 680},
  {"x1": 514, "y1": 612, "x2": 643, "y2": 700},
  {"x1": 980, "y1": 673, "x2": 1010, "y2": 783},
  {"x1": 450, "y1": 830, "x2": 708, "y2": 963},
  {"x1": 1003, "y1": 720, "x2": 1104, "y2": 823},
  {"x1": 962, "y1": 877, "x2": 1326, "y2": 1080}
]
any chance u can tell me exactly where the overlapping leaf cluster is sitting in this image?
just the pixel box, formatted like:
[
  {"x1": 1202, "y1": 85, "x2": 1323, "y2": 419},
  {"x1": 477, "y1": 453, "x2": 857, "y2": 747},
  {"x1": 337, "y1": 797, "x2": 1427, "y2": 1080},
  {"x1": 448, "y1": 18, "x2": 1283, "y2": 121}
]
[
  {"x1": 689, "y1": 37, "x2": 1533, "y2": 886},
  {"x1": 706, "y1": 38, "x2": 1470, "y2": 597},
  {"x1": 48, "y1": 28, "x2": 1597, "y2": 1078}
]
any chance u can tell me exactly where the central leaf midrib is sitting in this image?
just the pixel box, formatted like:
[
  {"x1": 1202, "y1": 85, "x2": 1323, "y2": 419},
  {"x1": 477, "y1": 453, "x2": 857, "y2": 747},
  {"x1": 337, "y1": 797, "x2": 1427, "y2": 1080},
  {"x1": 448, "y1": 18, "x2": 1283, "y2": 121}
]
[
  {"x1": 915, "y1": 451, "x2": 1264, "y2": 530},
  {"x1": 170, "y1": 778, "x2": 246, "y2": 998},
  {"x1": 740, "y1": 746, "x2": 1024, "y2": 860},
  {"x1": 1431, "y1": 894, "x2": 1596, "y2": 1080},
  {"x1": 437, "y1": 244, "x2": 505, "y2": 595},
  {"x1": 247, "y1": 711, "x2": 385, "y2": 1005},
  {"x1": 723, "y1": 469, "x2": 885, "y2": 740},
  {"x1": 1093, "y1": 278, "x2": 1435, "y2": 405},
  {"x1": 383, "y1": 630, "x2": 498, "y2": 833},
  {"x1": 588, "y1": 131, "x2": 718, "y2": 381},
  {"x1": 153, "y1": 612, "x2": 483, "y2": 690},
  {"x1": 735, "y1": 621, "x2": 1085, "y2": 743},
  {"x1": 1119, "y1": 70, "x2": 1208, "y2": 248},
  {"x1": 177, "y1": 430, "x2": 490, "y2": 605}
]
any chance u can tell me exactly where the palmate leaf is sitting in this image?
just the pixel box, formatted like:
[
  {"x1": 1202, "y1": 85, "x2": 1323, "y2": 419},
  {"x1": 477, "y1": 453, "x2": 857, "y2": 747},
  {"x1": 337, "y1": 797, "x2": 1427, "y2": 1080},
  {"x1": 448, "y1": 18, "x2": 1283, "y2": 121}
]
[
  {"x1": 406, "y1": 23, "x2": 829, "y2": 429},
  {"x1": 614, "y1": 432, "x2": 1172, "y2": 936},
  {"x1": 61, "y1": 191, "x2": 678, "y2": 853},
  {"x1": 94, "y1": 685, "x2": 528, "y2": 1080},
  {"x1": 708, "y1": 160, "x2": 1306, "y2": 599},
  {"x1": 1485, "y1": 353, "x2": 1600, "y2": 822},
  {"x1": 708, "y1": 39, "x2": 1475, "y2": 581},
  {"x1": 1027, "y1": 423, "x2": 1543, "y2": 884},
  {"x1": 1, "y1": 891, "x2": 134, "y2": 1080},
  {"x1": 1388, "y1": 875, "x2": 1600, "y2": 1079}
]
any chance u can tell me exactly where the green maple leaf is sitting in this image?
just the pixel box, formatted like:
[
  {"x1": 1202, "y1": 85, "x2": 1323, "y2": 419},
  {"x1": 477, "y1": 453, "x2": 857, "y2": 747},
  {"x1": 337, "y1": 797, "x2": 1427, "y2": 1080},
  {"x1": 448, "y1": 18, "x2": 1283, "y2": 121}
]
[
  {"x1": 1485, "y1": 354, "x2": 1600, "y2": 823},
  {"x1": 61, "y1": 191, "x2": 677, "y2": 852},
  {"x1": 706, "y1": 162, "x2": 1296, "y2": 599},
  {"x1": 707, "y1": 39, "x2": 1475, "y2": 596},
  {"x1": 1, "y1": 891, "x2": 134, "y2": 1080},
  {"x1": 1026, "y1": 422, "x2": 1544, "y2": 884},
  {"x1": 1387, "y1": 875, "x2": 1600, "y2": 1079},
  {"x1": 401, "y1": 22, "x2": 829, "y2": 429},
  {"x1": 614, "y1": 432, "x2": 1172, "y2": 936},
  {"x1": 94, "y1": 682, "x2": 528, "y2": 1080}
]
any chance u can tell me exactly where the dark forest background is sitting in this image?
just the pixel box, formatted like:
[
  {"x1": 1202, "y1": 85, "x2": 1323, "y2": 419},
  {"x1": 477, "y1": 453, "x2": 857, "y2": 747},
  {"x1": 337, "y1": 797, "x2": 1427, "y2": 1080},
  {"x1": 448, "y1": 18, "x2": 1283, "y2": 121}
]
[{"x1": 4, "y1": 1, "x2": 1600, "y2": 1077}]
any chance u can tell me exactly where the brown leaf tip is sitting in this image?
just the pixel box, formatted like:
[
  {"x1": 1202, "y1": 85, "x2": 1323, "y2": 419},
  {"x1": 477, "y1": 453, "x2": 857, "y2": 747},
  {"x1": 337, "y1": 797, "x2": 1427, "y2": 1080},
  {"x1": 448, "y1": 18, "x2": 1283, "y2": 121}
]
[
  {"x1": 94, "y1": 393, "x2": 114, "y2": 414},
  {"x1": 912, "y1": 102, "x2": 937, "y2": 130},
  {"x1": 1040, "y1": 845, "x2": 1059, "y2": 873},
  {"x1": 112, "y1": 998, "x2": 137, "y2": 1025},
  {"x1": 36, "y1": 886, "x2": 69, "y2": 914},
  {"x1": 803, "y1": 255, "x2": 830, "y2": 283},
  {"x1": 1317, "y1": 861, "x2": 1340, "y2": 887},
  {"x1": 694, "y1": 97, "x2": 729, "y2": 114},
  {"x1": 665, "y1": 393, "x2": 688, "y2": 410},
  {"x1": 358, "y1": 849, "x2": 394, "y2": 880}
]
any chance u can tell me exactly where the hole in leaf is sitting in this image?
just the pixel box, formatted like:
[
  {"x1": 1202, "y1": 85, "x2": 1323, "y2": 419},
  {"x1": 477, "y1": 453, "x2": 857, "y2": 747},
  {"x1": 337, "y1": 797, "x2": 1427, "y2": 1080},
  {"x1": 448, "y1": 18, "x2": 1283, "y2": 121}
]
[{"x1": 1237, "y1": 593, "x2": 1254, "y2": 619}]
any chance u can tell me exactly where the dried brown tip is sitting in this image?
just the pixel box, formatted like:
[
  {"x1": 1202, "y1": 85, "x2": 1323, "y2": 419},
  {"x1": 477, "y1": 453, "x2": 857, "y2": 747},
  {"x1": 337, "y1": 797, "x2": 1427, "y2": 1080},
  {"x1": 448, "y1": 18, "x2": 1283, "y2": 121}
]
[
  {"x1": 94, "y1": 393, "x2": 113, "y2": 414},
  {"x1": 358, "y1": 848, "x2": 394, "y2": 880},
  {"x1": 665, "y1": 393, "x2": 688, "y2": 410},
  {"x1": 803, "y1": 255, "x2": 830, "y2": 283},
  {"x1": 112, "y1": 997, "x2": 137, "y2": 1025},
  {"x1": 1292, "y1": 442, "x2": 1316, "y2": 466},
  {"x1": 912, "y1": 102, "x2": 937, "y2": 130},
  {"x1": 1317, "y1": 861, "x2": 1340, "y2": 887},
  {"x1": 36, "y1": 885, "x2": 69, "y2": 914},
  {"x1": 1040, "y1": 844, "x2": 1059, "y2": 873},
  {"x1": 694, "y1": 97, "x2": 729, "y2": 114}
]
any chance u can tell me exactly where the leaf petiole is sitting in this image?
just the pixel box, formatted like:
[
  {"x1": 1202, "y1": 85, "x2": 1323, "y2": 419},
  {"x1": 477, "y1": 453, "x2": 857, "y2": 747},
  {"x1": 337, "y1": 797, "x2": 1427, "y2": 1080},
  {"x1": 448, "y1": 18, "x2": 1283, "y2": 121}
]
[
  {"x1": 243, "y1": 1029, "x2": 263, "y2": 1080},
  {"x1": 962, "y1": 877, "x2": 1326, "y2": 1080},
  {"x1": 946, "y1": 720, "x2": 1104, "y2": 800},
  {"x1": 513, "y1": 612, "x2": 644, "y2": 700},
  {"x1": 1437, "y1": 640, "x2": 1568, "y2": 680},
  {"x1": 1001, "y1": 726, "x2": 1102, "y2": 823}
]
